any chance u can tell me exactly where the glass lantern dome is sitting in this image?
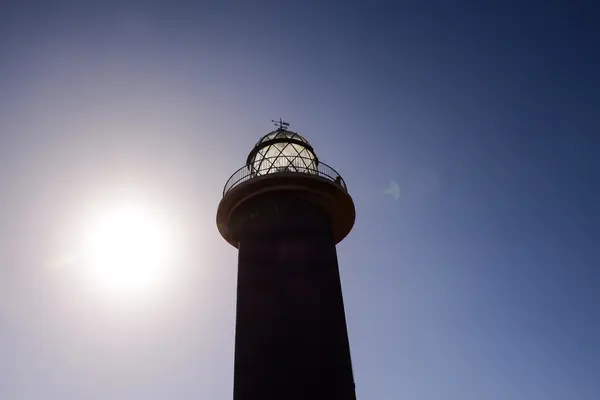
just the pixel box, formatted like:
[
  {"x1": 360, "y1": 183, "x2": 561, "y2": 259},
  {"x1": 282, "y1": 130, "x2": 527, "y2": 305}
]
[{"x1": 246, "y1": 128, "x2": 319, "y2": 176}]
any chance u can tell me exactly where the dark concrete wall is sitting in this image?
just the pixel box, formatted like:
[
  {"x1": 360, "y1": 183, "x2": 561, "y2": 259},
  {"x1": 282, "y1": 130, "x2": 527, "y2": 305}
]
[{"x1": 230, "y1": 191, "x2": 356, "y2": 400}]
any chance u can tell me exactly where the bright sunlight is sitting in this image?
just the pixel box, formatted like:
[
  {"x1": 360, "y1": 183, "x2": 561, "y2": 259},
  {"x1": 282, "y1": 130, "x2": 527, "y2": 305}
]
[{"x1": 75, "y1": 200, "x2": 179, "y2": 302}]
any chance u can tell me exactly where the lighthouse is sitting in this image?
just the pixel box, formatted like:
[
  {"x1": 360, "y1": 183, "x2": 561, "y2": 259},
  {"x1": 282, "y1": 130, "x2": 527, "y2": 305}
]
[{"x1": 216, "y1": 120, "x2": 357, "y2": 400}]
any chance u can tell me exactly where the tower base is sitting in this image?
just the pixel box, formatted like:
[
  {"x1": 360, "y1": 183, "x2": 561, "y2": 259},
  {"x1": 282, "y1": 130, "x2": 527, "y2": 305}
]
[{"x1": 231, "y1": 191, "x2": 356, "y2": 400}]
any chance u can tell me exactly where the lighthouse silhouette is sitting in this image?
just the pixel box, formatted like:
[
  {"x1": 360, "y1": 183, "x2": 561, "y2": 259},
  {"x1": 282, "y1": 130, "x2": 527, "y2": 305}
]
[{"x1": 217, "y1": 120, "x2": 357, "y2": 400}]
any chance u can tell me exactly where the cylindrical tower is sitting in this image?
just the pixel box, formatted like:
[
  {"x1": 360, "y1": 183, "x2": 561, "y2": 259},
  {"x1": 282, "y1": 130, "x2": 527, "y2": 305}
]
[{"x1": 217, "y1": 122, "x2": 356, "y2": 400}]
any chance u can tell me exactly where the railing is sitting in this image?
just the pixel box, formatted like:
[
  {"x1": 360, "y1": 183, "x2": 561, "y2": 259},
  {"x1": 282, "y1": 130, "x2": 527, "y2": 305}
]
[{"x1": 223, "y1": 156, "x2": 348, "y2": 196}]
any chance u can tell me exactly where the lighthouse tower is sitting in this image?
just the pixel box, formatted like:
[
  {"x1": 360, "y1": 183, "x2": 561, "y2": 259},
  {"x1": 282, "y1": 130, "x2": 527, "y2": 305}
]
[{"x1": 216, "y1": 120, "x2": 357, "y2": 400}]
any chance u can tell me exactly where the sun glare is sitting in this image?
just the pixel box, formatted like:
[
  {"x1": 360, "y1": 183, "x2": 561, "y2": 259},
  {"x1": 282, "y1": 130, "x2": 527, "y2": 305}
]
[{"x1": 76, "y1": 201, "x2": 178, "y2": 301}]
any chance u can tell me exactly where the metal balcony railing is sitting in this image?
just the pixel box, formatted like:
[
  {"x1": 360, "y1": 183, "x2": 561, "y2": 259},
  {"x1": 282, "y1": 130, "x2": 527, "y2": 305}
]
[{"x1": 223, "y1": 156, "x2": 348, "y2": 196}]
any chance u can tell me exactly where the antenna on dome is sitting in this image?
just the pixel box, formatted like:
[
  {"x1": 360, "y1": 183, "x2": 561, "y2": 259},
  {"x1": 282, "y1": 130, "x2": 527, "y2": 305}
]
[{"x1": 271, "y1": 118, "x2": 289, "y2": 130}]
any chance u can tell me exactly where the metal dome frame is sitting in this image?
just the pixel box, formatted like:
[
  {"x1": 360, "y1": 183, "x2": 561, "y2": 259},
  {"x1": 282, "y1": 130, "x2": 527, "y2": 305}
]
[{"x1": 245, "y1": 128, "x2": 319, "y2": 173}]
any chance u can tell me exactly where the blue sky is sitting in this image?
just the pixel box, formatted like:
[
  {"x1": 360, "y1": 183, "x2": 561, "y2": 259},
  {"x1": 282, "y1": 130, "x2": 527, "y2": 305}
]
[{"x1": 0, "y1": 1, "x2": 598, "y2": 399}]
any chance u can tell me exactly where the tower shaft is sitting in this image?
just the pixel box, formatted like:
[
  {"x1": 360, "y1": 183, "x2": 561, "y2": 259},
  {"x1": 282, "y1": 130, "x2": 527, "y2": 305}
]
[{"x1": 231, "y1": 192, "x2": 356, "y2": 400}]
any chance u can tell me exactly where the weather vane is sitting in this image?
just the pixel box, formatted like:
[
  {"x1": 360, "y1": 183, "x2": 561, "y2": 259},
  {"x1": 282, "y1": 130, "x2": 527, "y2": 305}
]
[{"x1": 272, "y1": 118, "x2": 290, "y2": 130}]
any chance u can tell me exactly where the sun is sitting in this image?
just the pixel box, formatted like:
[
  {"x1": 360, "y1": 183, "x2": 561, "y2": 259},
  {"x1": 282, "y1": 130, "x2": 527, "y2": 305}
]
[{"x1": 75, "y1": 200, "x2": 179, "y2": 301}]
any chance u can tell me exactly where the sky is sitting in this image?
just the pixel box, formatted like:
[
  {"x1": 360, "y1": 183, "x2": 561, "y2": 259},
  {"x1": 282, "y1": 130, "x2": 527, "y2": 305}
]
[{"x1": 0, "y1": 1, "x2": 599, "y2": 399}]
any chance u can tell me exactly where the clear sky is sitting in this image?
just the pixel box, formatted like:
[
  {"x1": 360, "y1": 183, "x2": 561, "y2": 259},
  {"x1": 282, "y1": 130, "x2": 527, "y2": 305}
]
[{"x1": 1, "y1": 1, "x2": 598, "y2": 399}]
